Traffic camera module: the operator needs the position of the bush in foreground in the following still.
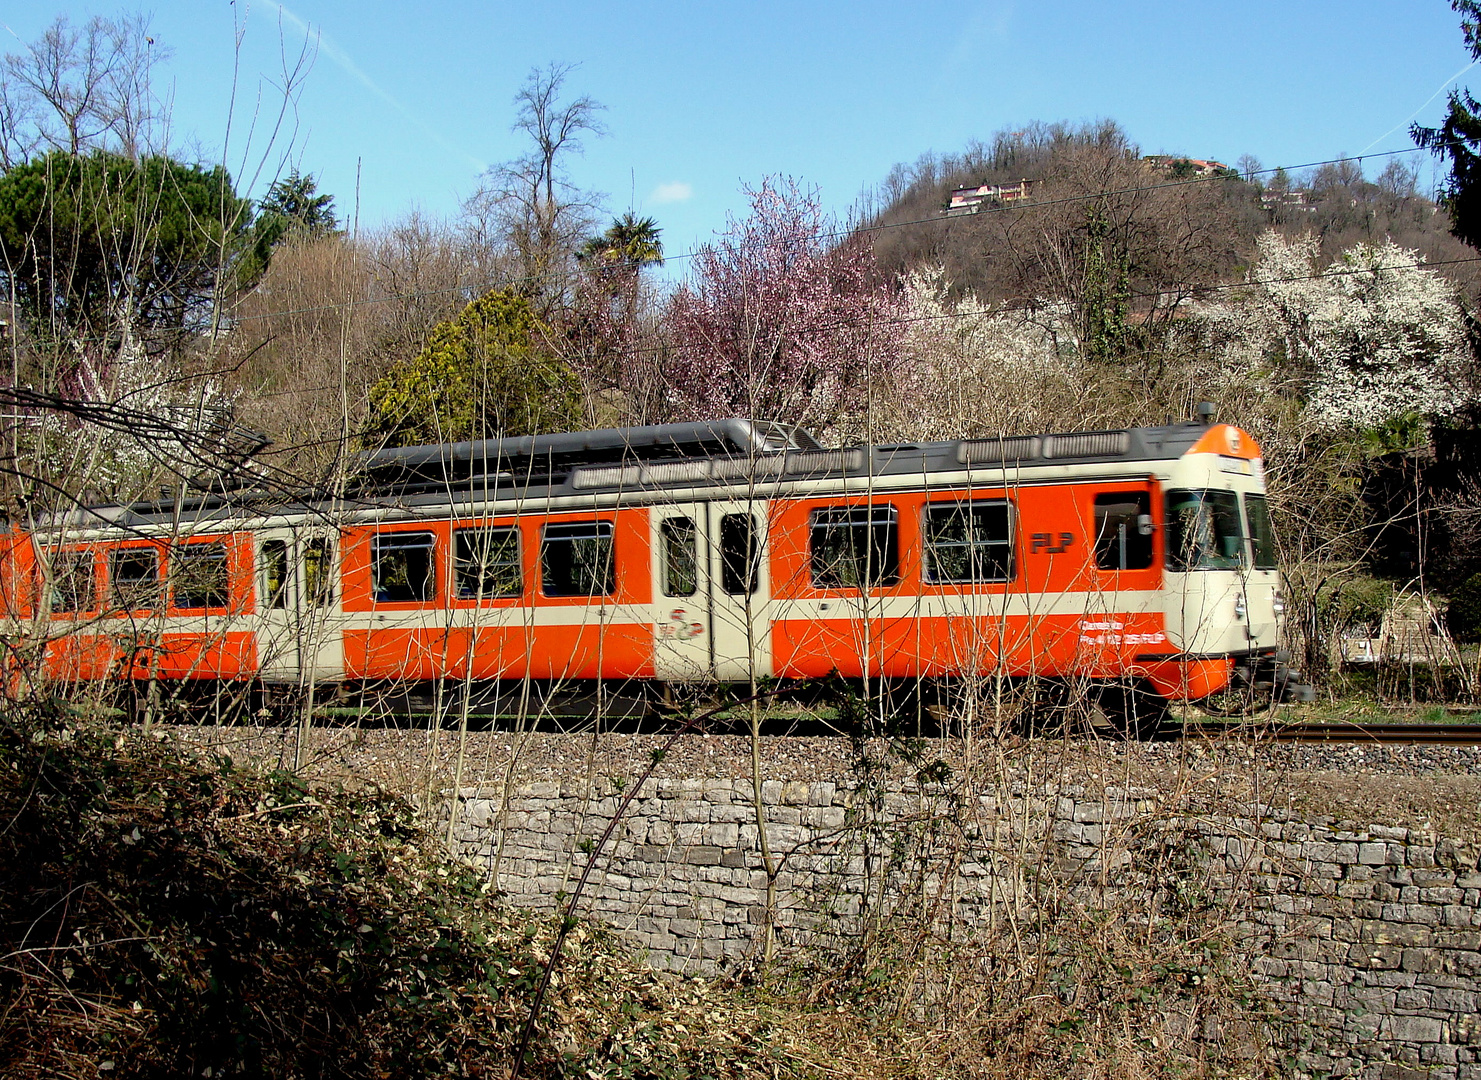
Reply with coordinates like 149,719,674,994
0,706,786,1078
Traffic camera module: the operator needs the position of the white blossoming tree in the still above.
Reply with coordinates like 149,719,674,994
1201,231,1468,433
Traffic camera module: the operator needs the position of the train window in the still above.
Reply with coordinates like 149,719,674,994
811,506,899,589
172,542,230,610
49,550,95,613
1165,490,1245,571
541,521,614,597
261,540,289,609
719,514,760,595
304,538,335,607
454,527,521,599
1243,495,1278,570
1093,493,1154,571
661,518,698,597
372,532,436,603
110,547,159,611
924,502,1013,583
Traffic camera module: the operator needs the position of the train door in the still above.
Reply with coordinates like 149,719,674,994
256,531,298,681
707,498,771,682
295,529,344,682
649,499,771,683
255,529,344,685
651,504,710,680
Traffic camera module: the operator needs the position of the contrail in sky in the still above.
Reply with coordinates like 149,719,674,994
1360,59,1480,156
259,2,488,174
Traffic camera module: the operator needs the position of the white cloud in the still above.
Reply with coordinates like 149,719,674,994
650,182,693,205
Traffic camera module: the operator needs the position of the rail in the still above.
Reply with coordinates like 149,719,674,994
1181,721,1481,745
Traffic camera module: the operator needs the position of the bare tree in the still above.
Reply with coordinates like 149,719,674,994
0,13,171,166
463,64,605,309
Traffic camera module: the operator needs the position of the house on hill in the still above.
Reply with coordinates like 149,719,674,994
1143,155,1231,177
945,180,1034,216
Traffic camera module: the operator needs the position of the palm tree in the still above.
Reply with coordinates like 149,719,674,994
578,212,663,276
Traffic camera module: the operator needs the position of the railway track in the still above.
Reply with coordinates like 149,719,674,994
1181,721,1481,745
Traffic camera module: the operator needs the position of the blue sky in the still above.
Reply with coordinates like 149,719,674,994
7,1,1475,273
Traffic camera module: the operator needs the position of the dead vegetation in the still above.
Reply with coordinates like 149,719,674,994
2,697,1326,1079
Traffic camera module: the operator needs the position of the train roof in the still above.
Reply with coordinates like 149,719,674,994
42,416,1249,533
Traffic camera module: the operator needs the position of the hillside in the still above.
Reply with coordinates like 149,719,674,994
861,121,1481,303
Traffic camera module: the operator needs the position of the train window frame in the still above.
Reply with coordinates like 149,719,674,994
260,539,290,610
1092,492,1154,572
719,513,760,596
810,505,900,590
372,531,437,605
1165,489,1245,571
109,546,160,612
171,541,231,612
47,548,97,614
1243,494,1278,570
541,521,615,598
453,526,522,601
923,500,1014,584
660,517,698,598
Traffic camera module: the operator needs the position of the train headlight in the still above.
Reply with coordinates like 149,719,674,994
1273,590,1285,617
1234,593,1247,620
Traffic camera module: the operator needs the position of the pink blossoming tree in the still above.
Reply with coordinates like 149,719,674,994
665,177,905,440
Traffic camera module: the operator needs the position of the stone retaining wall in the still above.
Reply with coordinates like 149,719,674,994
451,776,1481,1079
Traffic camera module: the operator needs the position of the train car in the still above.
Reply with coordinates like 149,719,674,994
0,413,1309,732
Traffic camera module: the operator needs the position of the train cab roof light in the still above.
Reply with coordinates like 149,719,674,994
1196,401,1217,426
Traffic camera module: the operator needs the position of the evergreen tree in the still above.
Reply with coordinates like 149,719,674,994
0,150,248,345
1413,0,1481,249
239,170,337,284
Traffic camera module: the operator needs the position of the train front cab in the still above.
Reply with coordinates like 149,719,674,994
1153,424,1307,709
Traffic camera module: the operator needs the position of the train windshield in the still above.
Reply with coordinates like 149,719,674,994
1165,490,1245,570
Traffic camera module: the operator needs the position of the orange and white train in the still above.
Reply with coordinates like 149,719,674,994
0,415,1309,731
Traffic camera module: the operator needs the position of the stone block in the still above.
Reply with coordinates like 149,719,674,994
709,803,754,824
780,781,811,805
1443,906,1479,929
804,806,847,830
1358,945,1404,970
1433,988,1478,1013
1359,843,1390,866
1362,921,1433,948
1384,1015,1443,1043
705,823,740,847
703,779,737,801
